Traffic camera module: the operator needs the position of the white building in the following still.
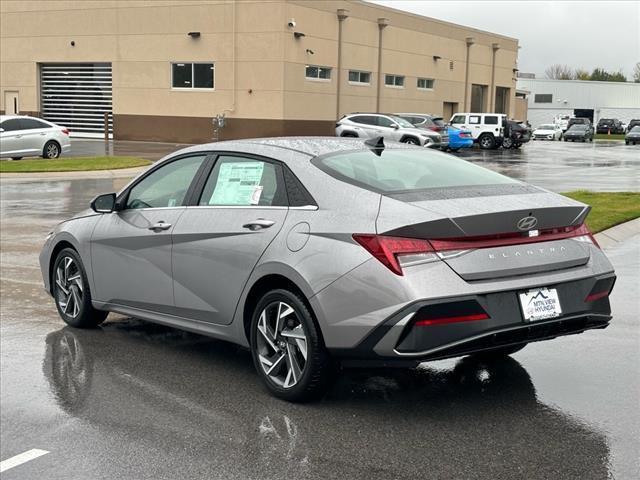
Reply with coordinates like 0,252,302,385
516,77,640,127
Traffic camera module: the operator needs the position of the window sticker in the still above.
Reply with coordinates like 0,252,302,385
209,161,264,205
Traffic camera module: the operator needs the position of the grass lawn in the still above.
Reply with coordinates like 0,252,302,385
563,191,640,233
0,156,151,173
593,133,625,141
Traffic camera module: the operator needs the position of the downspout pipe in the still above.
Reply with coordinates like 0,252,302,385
463,36,474,111
489,43,500,112
376,18,389,113
335,9,349,119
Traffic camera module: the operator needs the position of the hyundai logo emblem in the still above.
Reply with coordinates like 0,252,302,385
517,216,538,231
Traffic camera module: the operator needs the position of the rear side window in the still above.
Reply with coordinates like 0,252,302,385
0,119,23,132
313,149,516,194
20,118,51,129
484,116,499,125
199,156,287,207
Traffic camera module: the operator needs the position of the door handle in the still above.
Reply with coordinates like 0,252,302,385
242,219,275,231
148,221,172,232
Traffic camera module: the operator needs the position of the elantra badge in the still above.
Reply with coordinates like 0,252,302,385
517,216,538,231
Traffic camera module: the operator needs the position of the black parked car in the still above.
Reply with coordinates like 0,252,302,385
567,117,592,130
626,119,640,133
502,119,531,149
596,118,623,134
564,124,594,142
625,126,640,145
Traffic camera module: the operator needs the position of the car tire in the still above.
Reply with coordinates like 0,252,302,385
11,157,23,160
564,138,567,142
478,134,495,150
250,288,333,402
401,137,420,145
52,248,108,328
625,141,629,145
449,148,460,152
470,343,527,359
502,137,513,149
43,140,61,159
340,132,358,138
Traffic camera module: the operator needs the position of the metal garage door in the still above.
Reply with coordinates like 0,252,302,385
40,63,112,137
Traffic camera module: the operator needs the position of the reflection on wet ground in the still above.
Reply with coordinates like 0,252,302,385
1,153,639,479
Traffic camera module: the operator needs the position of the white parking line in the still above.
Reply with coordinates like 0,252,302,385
0,449,49,473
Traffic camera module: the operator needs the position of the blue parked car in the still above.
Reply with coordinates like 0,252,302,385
447,126,473,151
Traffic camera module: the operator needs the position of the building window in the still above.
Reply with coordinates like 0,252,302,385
534,94,553,103
172,62,214,89
348,70,371,85
305,65,332,81
385,74,405,87
417,78,435,90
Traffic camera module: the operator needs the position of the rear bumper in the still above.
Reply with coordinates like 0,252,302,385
330,272,615,363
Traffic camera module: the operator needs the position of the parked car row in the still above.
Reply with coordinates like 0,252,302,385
0,114,71,159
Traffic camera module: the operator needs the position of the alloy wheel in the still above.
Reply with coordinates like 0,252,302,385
55,256,83,318
46,142,60,159
256,301,308,389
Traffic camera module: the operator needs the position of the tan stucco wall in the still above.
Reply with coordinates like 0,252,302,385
1,0,519,136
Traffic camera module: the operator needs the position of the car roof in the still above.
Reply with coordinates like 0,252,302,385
172,136,416,160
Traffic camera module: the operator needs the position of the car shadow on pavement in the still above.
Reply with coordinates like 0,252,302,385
41,319,610,480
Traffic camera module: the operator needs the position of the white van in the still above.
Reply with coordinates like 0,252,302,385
449,113,506,149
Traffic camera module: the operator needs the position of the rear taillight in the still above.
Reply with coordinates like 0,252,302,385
353,224,599,276
415,313,489,327
352,234,436,276
584,277,615,303
459,132,471,138
61,128,70,135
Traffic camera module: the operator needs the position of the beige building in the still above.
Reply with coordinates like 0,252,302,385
0,0,520,143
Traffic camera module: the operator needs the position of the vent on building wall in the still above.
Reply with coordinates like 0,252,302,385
449,60,454,71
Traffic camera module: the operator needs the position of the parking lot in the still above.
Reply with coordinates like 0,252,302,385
1,138,639,479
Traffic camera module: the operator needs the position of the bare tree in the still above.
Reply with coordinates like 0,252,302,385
545,64,574,80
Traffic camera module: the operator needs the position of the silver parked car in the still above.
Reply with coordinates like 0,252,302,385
0,115,71,159
40,137,616,401
336,113,442,148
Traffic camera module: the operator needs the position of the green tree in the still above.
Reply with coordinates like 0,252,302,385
633,62,640,83
574,68,590,80
590,68,627,82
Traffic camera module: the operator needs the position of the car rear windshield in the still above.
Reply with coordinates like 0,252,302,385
313,149,517,194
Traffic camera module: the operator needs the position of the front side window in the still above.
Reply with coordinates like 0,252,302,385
417,78,435,89
350,115,377,125
126,155,206,209
348,70,371,84
314,149,516,194
451,115,466,124
0,119,23,132
199,156,287,207
305,65,332,80
384,74,405,87
172,62,215,89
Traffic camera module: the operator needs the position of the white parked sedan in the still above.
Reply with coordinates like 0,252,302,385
0,115,71,159
532,124,563,141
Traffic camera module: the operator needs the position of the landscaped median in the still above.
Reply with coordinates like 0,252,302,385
0,156,151,173
563,191,640,232
593,133,626,141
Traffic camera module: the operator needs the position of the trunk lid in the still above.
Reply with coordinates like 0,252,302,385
376,188,592,280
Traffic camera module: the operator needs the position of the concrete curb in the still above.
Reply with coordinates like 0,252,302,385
0,166,147,182
594,217,640,249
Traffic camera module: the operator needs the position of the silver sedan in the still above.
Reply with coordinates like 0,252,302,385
39,137,616,401
0,115,71,159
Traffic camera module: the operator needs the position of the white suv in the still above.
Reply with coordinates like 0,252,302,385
0,115,71,159
449,113,506,149
335,113,442,148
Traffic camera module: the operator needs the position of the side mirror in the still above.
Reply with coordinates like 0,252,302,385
392,124,399,129
90,193,116,213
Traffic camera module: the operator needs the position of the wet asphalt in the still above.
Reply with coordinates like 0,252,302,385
66,138,640,192
1,142,639,479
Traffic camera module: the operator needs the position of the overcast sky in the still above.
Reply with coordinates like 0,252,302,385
368,1,640,78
